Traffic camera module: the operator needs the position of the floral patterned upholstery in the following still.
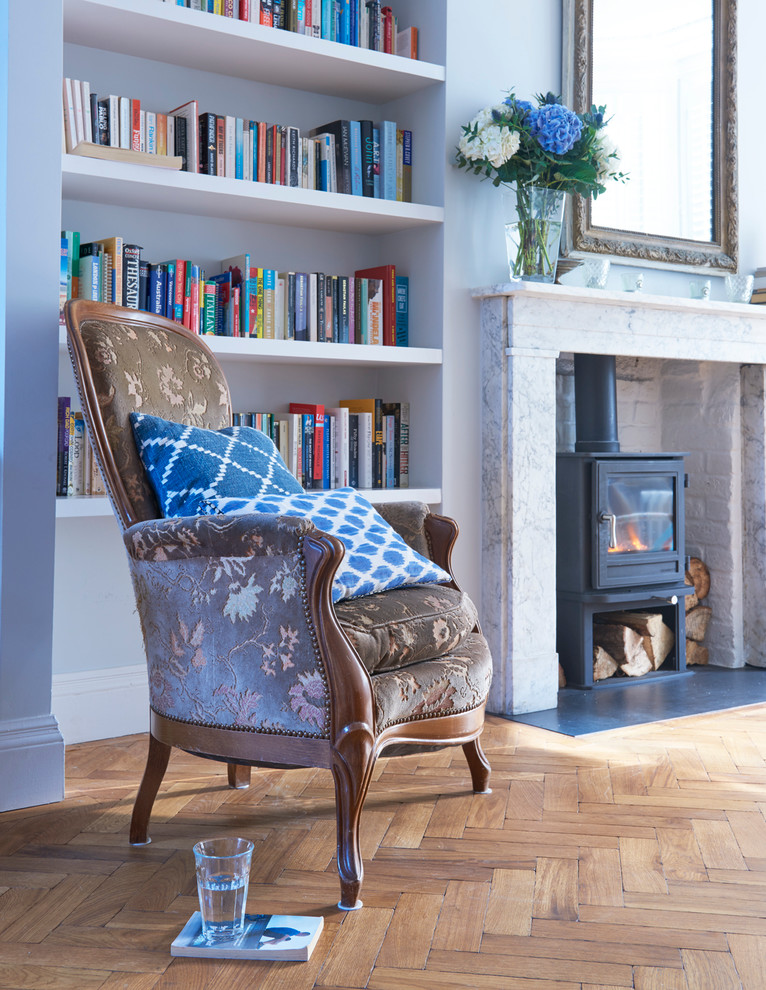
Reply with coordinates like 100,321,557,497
124,513,330,738
372,634,492,731
76,318,231,522
334,584,479,673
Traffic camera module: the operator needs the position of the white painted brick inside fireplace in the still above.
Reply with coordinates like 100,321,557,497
556,355,744,668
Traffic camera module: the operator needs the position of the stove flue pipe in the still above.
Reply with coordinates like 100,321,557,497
574,353,620,453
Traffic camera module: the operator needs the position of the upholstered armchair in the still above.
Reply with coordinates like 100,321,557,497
65,299,492,910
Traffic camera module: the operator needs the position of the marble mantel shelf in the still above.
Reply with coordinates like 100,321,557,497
477,283,766,718
473,282,766,364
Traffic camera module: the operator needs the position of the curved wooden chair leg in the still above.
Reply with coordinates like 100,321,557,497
129,733,172,845
463,736,491,794
331,736,376,911
227,764,251,789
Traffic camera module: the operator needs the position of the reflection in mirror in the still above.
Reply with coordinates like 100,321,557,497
562,0,737,271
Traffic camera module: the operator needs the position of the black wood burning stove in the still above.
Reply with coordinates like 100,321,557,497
556,355,691,688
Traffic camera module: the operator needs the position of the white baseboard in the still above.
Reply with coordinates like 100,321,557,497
53,663,149,744
0,714,65,811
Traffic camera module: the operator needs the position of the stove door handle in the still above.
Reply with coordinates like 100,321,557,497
598,510,617,549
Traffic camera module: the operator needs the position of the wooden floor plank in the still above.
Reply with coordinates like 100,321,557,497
431,879,488,952
375,892,442,969
533,858,578,921
484,869,535,936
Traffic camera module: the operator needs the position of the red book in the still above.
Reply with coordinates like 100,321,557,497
257,122,267,182
289,403,324,487
239,0,250,19
131,98,141,151
233,286,240,337
382,6,394,54
354,264,396,346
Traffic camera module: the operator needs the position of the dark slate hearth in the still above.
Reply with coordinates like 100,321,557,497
499,665,766,737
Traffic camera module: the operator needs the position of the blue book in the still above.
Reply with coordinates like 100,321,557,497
321,0,332,38
235,118,244,180
372,126,380,198
340,0,350,44
323,414,331,489
377,120,397,201
210,271,233,336
250,121,258,182
349,0,357,45
349,120,363,196
164,261,176,320
294,273,309,341
334,0,341,42
395,275,408,347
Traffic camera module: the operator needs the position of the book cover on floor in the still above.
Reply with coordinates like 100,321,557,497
171,911,324,961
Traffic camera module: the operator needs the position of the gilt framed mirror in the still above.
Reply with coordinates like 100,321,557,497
562,0,737,271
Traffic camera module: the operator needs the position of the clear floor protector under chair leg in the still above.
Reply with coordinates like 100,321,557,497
337,900,363,911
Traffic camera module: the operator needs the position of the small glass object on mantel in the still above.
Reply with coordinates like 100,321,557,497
725,273,754,304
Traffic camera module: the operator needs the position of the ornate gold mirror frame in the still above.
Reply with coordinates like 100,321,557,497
562,0,738,271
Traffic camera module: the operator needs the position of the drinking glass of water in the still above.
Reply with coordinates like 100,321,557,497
194,836,254,943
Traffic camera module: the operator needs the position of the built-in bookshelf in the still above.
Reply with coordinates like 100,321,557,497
59,0,446,526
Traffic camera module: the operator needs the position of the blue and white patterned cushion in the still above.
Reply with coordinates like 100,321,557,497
130,413,303,518
204,488,451,602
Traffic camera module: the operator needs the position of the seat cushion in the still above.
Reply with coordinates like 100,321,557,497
372,632,492,731
334,584,479,673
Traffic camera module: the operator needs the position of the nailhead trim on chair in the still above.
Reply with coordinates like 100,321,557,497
151,706,328,739
376,699,486,732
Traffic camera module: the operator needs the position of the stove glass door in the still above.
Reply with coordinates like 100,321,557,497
606,474,675,554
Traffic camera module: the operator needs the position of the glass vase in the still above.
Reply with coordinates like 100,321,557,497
503,186,567,283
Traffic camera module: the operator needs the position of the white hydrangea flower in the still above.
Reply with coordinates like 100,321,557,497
479,124,520,168
594,133,620,181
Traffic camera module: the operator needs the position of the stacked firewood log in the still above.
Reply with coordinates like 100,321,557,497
684,557,711,666
593,609,676,681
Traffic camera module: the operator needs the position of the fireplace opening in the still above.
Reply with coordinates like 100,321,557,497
556,354,692,689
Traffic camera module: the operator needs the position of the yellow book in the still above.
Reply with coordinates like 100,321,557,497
256,268,265,338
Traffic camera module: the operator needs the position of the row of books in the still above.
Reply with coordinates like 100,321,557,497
237,399,410,489
56,399,106,497
64,80,413,202
60,233,408,346
161,0,420,58
56,395,411,495
750,266,766,304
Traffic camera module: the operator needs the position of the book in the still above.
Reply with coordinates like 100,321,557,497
359,119,374,197
310,119,351,195
122,244,142,309
399,400,409,487
377,119,397,200
289,402,324,487
199,111,217,174
394,274,408,346
328,406,350,488
57,396,71,496
354,264,396,345
349,119,363,196
339,399,380,488
396,24,418,59
381,401,400,488
171,912,323,961
401,129,412,202
168,100,200,173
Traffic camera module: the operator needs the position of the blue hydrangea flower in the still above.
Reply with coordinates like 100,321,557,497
527,103,583,155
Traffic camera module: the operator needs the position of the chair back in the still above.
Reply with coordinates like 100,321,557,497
65,300,233,531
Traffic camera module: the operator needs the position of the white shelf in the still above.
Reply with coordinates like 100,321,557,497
59,327,440,366
63,0,444,103
62,155,444,234
56,496,114,518
56,488,442,519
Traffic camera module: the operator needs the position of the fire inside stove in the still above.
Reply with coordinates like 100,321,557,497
605,475,675,554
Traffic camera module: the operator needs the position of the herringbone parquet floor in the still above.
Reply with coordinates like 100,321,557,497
3,707,766,989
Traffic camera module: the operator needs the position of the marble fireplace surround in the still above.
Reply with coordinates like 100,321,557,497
476,282,766,716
